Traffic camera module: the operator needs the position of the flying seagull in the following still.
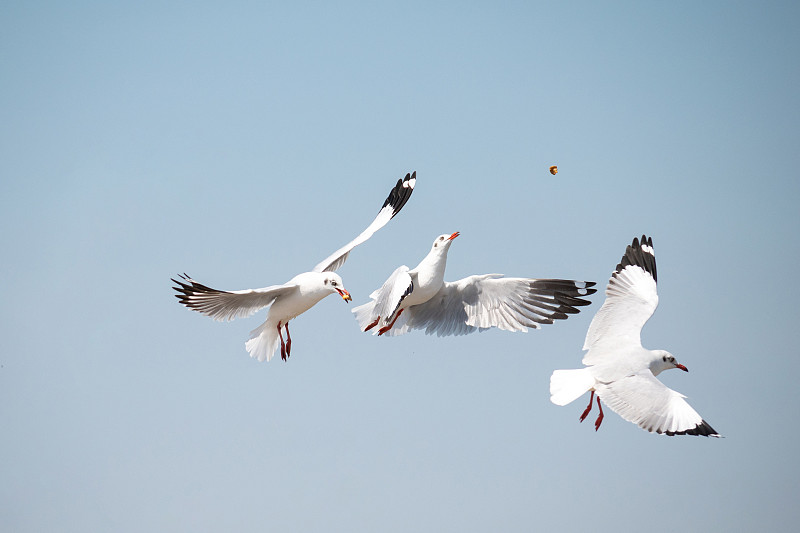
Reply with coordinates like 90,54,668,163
352,232,596,337
549,235,721,437
172,171,416,362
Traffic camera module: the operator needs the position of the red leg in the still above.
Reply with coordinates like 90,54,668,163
364,316,381,332
378,309,404,336
594,396,604,431
285,322,292,358
277,322,287,361
579,390,594,423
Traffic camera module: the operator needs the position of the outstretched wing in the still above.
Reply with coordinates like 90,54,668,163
171,274,298,321
313,171,416,273
396,275,596,337
596,371,721,437
582,235,658,363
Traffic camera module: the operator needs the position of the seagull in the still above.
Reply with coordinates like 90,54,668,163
172,171,416,363
352,232,597,337
549,235,721,437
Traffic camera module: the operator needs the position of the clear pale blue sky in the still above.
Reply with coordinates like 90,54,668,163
2,1,799,531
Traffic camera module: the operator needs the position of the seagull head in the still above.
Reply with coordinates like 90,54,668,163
650,350,688,375
431,232,459,252
324,273,351,302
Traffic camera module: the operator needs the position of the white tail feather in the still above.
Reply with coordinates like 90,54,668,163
352,301,377,332
245,320,280,362
550,368,595,406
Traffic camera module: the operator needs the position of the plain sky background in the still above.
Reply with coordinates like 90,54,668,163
2,1,799,532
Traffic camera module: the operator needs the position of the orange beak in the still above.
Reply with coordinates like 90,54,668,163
676,363,688,372
337,288,352,302
449,231,460,240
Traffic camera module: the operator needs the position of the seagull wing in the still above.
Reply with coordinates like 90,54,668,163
171,274,298,322
583,235,658,363
401,275,596,337
596,371,721,437
312,171,416,273
352,266,414,332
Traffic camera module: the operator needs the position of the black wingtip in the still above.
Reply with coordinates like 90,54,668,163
664,419,722,437
525,279,598,319
614,234,657,282
171,273,229,311
381,171,416,218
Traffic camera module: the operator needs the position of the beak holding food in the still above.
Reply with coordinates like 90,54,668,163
337,288,352,302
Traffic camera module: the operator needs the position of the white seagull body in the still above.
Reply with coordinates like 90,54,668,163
549,235,721,437
173,172,416,362
352,232,596,337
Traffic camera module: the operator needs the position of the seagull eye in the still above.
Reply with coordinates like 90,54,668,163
331,280,337,286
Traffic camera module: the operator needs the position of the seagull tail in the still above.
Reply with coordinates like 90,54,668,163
245,319,281,363
550,368,595,406
352,301,377,332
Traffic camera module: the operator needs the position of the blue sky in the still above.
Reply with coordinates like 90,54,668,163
2,1,799,531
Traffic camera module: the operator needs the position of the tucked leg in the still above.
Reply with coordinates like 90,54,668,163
277,322,287,361
364,316,381,332
378,309,404,336
285,322,292,357
579,390,595,423
594,396,604,431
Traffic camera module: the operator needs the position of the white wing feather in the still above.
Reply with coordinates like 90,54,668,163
313,172,415,273
172,275,298,322
582,235,659,364
401,275,594,337
352,266,413,332
582,264,658,359
596,372,720,436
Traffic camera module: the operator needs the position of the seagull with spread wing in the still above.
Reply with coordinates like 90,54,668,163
172,171,416,362
549,235,721,437
352,232,596,337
